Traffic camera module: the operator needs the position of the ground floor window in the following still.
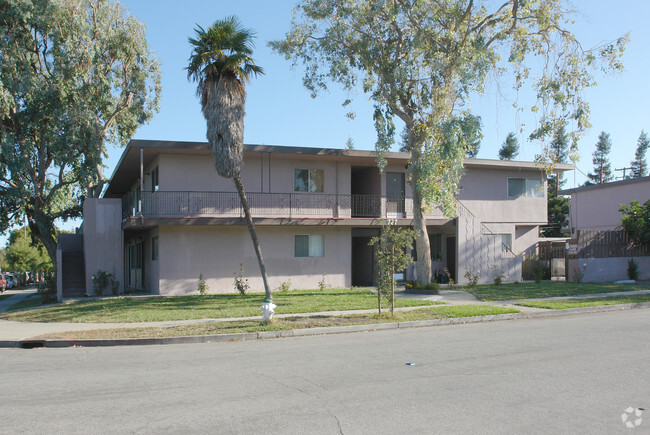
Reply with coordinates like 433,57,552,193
295,234,324,257
500,234,513,252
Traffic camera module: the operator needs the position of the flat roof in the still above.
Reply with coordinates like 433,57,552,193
559,175,650,195
104,139,575,197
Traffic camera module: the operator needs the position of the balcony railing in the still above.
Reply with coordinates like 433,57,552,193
122,191,444,221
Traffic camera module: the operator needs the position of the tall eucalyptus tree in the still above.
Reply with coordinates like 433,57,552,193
271,0,627,284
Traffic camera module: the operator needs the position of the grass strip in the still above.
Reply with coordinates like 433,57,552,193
32,305,519,340
0,288,438,323
516,293,650,309
463,282,648,301
5,294,43,312
0,294,13,301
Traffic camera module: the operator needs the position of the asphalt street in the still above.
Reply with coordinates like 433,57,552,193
2,309,648,434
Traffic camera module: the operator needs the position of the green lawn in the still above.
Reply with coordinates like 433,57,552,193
0,288,439,323
517,294,650,309
33,305,519,340
462,281,648,301
4,294,43,311
0,294,12,301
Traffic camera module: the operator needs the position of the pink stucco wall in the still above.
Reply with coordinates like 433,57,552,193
111,143,558,290
458,167,547,224
155,152,349,195
82,198,124,294
568,179,650,235
156,225,351,295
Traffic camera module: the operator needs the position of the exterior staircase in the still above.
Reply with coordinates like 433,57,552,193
58,234,86,298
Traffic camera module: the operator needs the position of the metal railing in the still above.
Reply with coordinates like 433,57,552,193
122,191,444,221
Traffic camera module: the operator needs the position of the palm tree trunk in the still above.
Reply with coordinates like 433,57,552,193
233,176,272,300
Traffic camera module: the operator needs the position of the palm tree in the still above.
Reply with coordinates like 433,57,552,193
187,16,271,302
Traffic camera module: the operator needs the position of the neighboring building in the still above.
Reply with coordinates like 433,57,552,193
69,140,572,296
560,176,650,282
561,176,650,237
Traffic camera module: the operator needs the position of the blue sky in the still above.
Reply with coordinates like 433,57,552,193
3,1,650,246
109,0,649,186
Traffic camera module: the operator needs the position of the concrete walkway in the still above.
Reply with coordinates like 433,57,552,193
0,287,648,343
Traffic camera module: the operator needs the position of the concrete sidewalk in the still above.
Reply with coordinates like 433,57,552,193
0,288,648,346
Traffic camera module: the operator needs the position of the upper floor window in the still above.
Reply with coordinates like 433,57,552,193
294,169,323,192
507,178,543,198
151,166,159,192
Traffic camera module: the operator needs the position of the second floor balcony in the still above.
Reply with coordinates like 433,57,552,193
122,191,445,222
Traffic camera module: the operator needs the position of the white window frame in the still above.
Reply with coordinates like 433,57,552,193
294,234,324,257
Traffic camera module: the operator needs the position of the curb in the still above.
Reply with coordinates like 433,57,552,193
5,301,650,349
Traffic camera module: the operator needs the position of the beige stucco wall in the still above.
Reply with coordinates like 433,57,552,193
568,179,650,236
157,225,351,295
82,198,124,294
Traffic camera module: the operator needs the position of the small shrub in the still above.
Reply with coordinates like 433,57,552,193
37,273,57,304
318,273,327,291
405,280,439,291
573,263,587,283
490,265,506,286
91,269,119,296
278,279,292,292
627,259,639,281
522,254,550,283
464,269,479,287
233,264,249,295
198,273,209,295
425,281,440,291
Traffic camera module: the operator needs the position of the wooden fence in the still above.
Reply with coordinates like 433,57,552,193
576,230,650,258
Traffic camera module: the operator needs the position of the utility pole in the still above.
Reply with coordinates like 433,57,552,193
614,166,633,180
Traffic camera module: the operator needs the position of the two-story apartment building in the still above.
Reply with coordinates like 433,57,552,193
77,139,572,296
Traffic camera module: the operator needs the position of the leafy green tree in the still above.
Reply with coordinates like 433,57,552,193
543,126,570,237
619,199,650,246
498,132,519,160
186,16,272,302
271,0,626,284
369,222,415,315
463,115,482,158
630,130,649,178
587,131,614,184
0,0,161,268
0,248,7,271
5,227,51,274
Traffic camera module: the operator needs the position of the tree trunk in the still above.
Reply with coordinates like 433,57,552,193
390,244,395,316
408,147,432,285
27,214,58,274
234,176,272,300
